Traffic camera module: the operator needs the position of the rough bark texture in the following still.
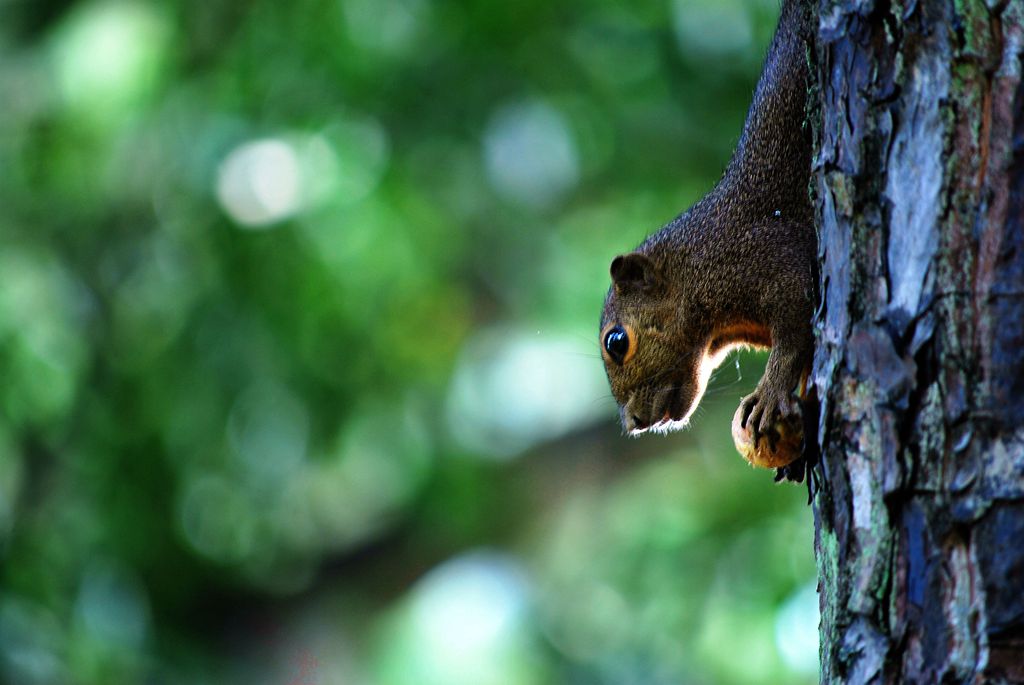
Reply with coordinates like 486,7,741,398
811,0,1024,682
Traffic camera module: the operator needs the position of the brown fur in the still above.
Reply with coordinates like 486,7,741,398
600,0,816,441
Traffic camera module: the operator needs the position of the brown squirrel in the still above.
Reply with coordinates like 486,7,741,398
600,0,816,453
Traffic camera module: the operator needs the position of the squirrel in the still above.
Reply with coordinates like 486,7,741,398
599,0,816,458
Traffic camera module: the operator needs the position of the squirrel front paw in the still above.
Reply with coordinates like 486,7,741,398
739,384,796,451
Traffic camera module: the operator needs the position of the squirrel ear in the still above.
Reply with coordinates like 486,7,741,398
610,253,661,292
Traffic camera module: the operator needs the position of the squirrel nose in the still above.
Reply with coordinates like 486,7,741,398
622,396,655,433
624,412,651,432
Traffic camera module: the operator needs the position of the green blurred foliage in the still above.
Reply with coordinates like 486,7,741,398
0,0,816,683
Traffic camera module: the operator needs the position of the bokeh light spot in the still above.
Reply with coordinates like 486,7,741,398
216,139,302,228
672,0,753,58
227,380,310,486
217,122,388,227
774,581,820,676
446,329,612,458
325,117,391,205
341,0,430,57
74,560,150,649
178,475,258,563
308,404,432,550
51,1,170,115
411,552,529,660
484,101,580,210
0,251,88,426
376,551,540,685
0,598,64,684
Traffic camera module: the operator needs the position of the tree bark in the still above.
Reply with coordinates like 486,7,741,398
811,0,1024,682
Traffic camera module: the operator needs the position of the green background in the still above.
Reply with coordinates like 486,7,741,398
0,0,817,683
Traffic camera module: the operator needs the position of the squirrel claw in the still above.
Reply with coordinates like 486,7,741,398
732,388,805,471
740,396,756,429
740,388,794,451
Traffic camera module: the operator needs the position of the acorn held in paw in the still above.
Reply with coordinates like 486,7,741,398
731,403,803,469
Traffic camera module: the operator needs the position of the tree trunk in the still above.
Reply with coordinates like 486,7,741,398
811,0,1024,682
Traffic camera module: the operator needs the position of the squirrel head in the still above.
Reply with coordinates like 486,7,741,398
600,252,709,435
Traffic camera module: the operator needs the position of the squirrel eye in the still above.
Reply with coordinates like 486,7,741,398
603,325,632,365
